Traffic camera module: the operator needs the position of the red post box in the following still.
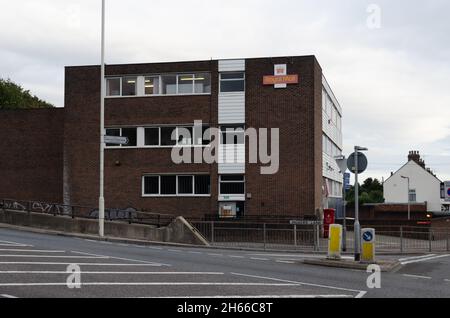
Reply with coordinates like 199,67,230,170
323,208,336,238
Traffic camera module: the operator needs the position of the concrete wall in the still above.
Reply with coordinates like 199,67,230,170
0,209,209,246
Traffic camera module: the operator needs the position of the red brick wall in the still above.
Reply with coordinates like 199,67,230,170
0,109,64,203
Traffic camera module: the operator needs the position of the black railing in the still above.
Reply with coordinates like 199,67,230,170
0,198,175,228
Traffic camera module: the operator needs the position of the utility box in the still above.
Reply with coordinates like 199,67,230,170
327,224,343,260
361,228,376,263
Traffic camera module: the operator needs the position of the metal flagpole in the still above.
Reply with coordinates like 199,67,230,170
99,0,106,237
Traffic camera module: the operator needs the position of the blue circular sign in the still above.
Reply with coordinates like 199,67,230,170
363,231,373,242
447,188,450,196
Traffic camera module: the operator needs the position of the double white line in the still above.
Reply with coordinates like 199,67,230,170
400,254,450,265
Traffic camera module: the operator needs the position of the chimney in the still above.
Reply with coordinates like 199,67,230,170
408,150,425,168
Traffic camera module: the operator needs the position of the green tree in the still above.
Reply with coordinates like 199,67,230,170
345,177,385,205
0,78,54,109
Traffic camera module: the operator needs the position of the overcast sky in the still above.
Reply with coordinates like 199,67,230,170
1,0,449,182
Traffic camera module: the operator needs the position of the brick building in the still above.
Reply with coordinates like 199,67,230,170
0,55,343,220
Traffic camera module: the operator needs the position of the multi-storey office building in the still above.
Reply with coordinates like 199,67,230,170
0,55,343,220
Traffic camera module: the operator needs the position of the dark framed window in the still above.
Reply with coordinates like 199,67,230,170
220,72,245,93
160,176,177,195
121,128,137,147
195,175,211,195
145,128,160,146
105,128,120,147
106,78,121,96
160,127,177,146
143,176,159,195
178,176,193,195
122,77,137,96
219,174,245,195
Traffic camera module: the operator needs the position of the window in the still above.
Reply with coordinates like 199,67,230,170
161,75,177,94
194,73,211,94
178,176,193,194
220,125,245,145
195,175,210,195
160,127,177,146
121,128,137,147
219,175,245,195
105,128,137,147
409,189,417,202
177,74,194,94
177,127,193,146
106,78,121,96
160,176,177,195
144,76,160,95
105,128,120,147
220,72,245,93
122,77,137,96
143,176,159,195
145,128,160,146
142,175,210,196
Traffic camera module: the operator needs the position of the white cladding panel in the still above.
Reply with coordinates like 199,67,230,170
218,144,245,174
323,152,342,183
218,92,245,124
219,59,245,72
384,161,442,212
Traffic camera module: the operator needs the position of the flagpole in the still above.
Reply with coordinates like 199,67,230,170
99,0,106,237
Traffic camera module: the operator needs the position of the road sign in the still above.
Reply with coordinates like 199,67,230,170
362,231,373,242
104,135,129,145
445,181,450,202
361,228,376,263
289,220,322,226
347,152,368,174
344,173,351,190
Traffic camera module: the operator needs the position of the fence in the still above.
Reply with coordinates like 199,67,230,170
190,221,450,253
0,198,175,228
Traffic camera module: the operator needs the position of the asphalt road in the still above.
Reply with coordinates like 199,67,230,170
0,228,449,298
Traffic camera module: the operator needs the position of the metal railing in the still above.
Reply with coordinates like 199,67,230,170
0,198,175,228
190,221,450,253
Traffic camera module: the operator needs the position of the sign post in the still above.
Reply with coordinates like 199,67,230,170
347,147,368,262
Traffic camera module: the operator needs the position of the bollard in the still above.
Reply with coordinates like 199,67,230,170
361,228,376,263
327,224,342,260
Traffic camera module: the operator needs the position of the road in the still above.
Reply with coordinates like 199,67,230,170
0,228,449,298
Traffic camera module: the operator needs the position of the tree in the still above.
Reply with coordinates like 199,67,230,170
0,78,54,109
345,177,385,205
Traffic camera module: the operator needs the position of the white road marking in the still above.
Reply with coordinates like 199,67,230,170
0,255,108,259
0,294,18,298
188,251,202,255
276,260,295,264
399,254,435,262
207,253,223,257
402,274,432,280
70,250,171,266
0,240,31,247
0,282,303,287
231,272,365,296
445,279,450,283
250,257,270,261
400,254,450,265
147,247,163,250
0,249,65,253
228,255,245,259
250,254,354,260
168,249,183,253
0,262,164,266
0,271,224,275
147,295,354,299
355,291,367,298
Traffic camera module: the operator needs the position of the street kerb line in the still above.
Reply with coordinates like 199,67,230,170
0,249,66,253
0,255,108,259
144,295,355,299
70,250,171,266
230,272,366,297
0,262,164,266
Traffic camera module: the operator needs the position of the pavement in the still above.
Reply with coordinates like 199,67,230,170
0,227,449,298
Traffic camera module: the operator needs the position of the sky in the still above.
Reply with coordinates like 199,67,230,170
0,0,449,182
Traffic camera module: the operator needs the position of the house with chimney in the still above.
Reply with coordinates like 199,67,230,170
384,151,443,213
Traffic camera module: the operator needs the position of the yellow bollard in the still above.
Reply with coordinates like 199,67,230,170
327,224,342,260
361,228,376,263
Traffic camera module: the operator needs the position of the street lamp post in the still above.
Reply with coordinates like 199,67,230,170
98,0,106,237
401,176,411,221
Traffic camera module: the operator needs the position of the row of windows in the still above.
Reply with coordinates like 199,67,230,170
105,125,246,148
105,72,246,97
142,174,245,197
322,134,342,157
325,178,343,198
322,89,342,131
